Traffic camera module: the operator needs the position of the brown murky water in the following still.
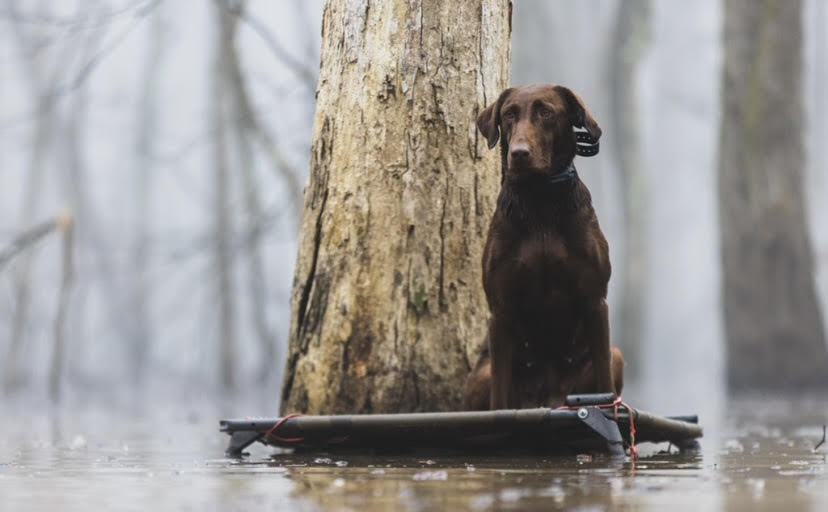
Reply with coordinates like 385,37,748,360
1,395,826,511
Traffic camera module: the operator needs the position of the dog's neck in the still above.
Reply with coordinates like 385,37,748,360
502,158,579,192
497,159,592,226
544,161,576,185
498,138,577,186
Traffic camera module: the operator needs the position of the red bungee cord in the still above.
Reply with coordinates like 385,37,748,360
264,413,305,443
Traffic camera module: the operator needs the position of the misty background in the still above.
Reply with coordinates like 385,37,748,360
1,0,826,414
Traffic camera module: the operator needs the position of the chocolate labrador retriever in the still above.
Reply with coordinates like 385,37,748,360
464,84,624,410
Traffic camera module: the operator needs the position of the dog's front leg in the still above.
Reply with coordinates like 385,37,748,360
583,299,613,393
488,317,513,410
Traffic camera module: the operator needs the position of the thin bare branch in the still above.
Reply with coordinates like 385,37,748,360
222,10,303,222
56,1,161,95
215,0,317,92
0,217,63,271
0,0,160,29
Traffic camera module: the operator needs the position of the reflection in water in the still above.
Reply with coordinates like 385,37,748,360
1,396,826,510
278,453,706,511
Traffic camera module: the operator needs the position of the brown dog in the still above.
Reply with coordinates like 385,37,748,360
464,85,624,410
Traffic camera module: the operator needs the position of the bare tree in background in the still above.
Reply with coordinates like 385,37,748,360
719,0,828,390
222,0,282,383
281,0,512,415
49,214,74,402
811,0,828,276
49,60,88,400
211,2,240,391
219,1,307,215
233,89,281,381
608,0,651,370
209,0,310,390
4,3,64,391
128,6,164,385
1,1,315,394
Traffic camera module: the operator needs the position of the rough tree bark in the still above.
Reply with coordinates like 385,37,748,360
281,0,512,414
719,0,828,390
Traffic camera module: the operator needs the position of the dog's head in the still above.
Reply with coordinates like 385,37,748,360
477,85,601,179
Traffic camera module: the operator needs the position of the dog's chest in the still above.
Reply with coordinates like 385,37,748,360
490,225,602,301
515,231,569,270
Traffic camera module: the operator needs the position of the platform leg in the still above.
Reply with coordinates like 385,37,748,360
226,431,262,457
675,438,701,453
576,407,625,457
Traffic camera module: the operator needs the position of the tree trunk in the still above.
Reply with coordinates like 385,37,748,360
49,215,74,402
212,3,239,391
222,0,304,223
50,52,88,399
4,5,61,391
719,0,828,390
222,2,281,383
129,6,163,386
608,0,651,373
281,0,511,414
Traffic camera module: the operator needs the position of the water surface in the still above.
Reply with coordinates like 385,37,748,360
1,395,826,511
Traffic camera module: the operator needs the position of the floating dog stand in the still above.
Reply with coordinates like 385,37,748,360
220,393,702,457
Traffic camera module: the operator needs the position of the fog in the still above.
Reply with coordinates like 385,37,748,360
1,0,322,398
1,0,826,413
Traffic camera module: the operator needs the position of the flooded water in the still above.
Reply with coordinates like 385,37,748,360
1,394,827,511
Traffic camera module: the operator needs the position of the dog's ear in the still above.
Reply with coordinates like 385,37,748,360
477,88,513,150
555,86,602,140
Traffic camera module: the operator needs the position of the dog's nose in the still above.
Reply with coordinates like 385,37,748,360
510,144,530,162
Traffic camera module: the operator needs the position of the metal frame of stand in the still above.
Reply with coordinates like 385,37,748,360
219,393,702,457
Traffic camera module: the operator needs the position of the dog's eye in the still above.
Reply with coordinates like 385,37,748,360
539,107,553,119
502,111,515,121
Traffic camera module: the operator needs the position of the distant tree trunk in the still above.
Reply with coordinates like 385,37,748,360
811,0,828,273
222,1,281,383
212,3,239,391
220,0,305,221
236,135,279,384
281,0,511,415
49,214,74,402
719,0,828,390
608,0,650,373
129,7,164,386
50,57,89,399
4,6,61,391
5,99,50,391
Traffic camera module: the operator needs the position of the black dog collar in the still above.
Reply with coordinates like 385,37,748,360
575,131,600,157
546,161,576,184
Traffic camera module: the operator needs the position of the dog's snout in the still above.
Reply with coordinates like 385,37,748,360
510,143,530,162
